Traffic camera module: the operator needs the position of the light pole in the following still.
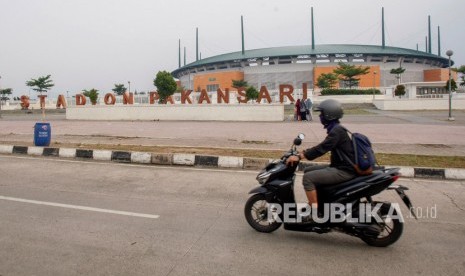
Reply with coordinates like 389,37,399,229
446,50,454,121
373,71,377,100
128,81,131,93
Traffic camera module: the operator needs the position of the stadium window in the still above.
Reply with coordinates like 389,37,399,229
207,84,219,92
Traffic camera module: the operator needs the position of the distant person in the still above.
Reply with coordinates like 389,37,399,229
295,99,301,121
304,98,313,121
299,98,307,121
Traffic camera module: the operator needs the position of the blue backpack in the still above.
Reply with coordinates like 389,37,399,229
338,127,377,175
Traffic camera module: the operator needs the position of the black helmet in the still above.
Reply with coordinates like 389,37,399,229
314,99,343,121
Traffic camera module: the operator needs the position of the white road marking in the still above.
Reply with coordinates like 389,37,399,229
0,195,159,219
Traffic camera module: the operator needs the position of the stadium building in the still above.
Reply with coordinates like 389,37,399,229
172,8,456,100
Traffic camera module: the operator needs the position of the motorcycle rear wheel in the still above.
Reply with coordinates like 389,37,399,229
244,194,282,233
361,202,403,247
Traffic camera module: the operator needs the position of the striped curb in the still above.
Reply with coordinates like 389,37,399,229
59,148,76,158
218,156,244,168
111,151,131,163
0,145,14,154
13,146,28,155
151,153,173,165
0,144,464,180
173,154,195,166
131,152,152,164
92,150,112,161
195,155,219,167
43,147,59,157
27,146,44,156
76,149,93,159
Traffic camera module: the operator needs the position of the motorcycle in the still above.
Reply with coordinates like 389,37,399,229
244,134,417,247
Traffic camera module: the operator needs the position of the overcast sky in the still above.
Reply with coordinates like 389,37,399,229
0,0,463,98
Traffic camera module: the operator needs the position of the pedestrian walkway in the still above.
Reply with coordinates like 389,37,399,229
1,110,465,156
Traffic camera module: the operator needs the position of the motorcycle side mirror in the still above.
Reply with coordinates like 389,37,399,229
294,133,304,146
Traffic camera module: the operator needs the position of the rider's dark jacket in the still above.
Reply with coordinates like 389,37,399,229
302,124,356,173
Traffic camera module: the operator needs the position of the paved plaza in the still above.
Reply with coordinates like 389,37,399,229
1,109,465,156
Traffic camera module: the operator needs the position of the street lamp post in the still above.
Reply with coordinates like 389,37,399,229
446,50,454,121
373,71,377,100
128,81,131,94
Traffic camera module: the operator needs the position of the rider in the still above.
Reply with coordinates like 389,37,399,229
286,99,357,211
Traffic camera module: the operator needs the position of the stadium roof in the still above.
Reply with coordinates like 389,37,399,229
172,44,451,77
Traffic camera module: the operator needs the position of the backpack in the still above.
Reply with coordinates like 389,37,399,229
337,127,377,175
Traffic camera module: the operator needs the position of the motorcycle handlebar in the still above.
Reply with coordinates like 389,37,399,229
283,151,301,167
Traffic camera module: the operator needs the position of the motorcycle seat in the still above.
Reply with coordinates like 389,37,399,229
317,170,384,193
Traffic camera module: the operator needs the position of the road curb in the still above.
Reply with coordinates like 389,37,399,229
0,144,464,180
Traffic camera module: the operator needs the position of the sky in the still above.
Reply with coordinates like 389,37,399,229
0,0,464,98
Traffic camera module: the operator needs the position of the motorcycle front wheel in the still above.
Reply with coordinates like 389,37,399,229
244,194,282,233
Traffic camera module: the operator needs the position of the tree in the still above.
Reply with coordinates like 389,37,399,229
0,88,12,118
0,88,12,102
232,79,248,88
176,85,185,93
444,79,457,92
26,75,54,94
112,84,127,95
333,62,370,89
455,65,465,87
316,73,338,89
394,85,406,98
82,89,99,105
390,67,406,85
26,75,54,120
245,86,259,102
154,71,177,104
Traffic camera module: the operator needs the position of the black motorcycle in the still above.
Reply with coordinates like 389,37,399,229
244,134,416,247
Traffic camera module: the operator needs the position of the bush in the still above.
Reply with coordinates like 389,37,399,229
245,86,259,102
394,85,406,98
320,89,381,96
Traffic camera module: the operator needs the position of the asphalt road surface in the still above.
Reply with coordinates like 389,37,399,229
1,155,464,275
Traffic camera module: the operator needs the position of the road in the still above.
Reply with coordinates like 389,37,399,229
1,155,465,275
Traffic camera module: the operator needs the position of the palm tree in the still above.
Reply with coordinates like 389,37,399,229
26,75,55,120
317,73,338,89
0,88,13,118
232,79,248,89
390,67,406,85
112,84,127,95
0,88,12,102
26,75,54,94
333,62,370,89
82,89,100,105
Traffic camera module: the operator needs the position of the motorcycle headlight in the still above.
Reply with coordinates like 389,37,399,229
256,171,271,185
